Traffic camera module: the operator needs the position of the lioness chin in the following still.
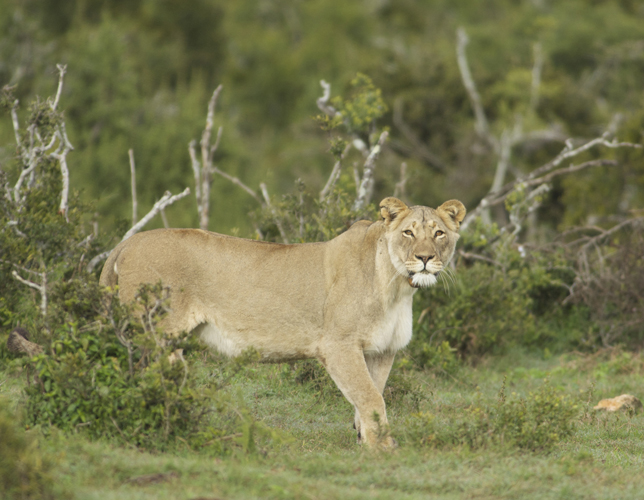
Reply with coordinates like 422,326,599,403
100,196,465,448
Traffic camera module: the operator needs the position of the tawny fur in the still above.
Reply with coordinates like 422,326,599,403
100,197,465,447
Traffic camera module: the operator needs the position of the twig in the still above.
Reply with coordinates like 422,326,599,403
393,162,408,199
198,85,223,230
353,131,388,211
12,269,47,317
458,250,504,268
51,123,74,221
87,188,191,272
129,149,137,225
189,139,202,214
456,28,496,150
50,64,67,111
316,80,337,117
121,188,190,241
530,43,543,110
320,142,352,201
260,183,289,244
212,166,262,204
461,137,641,231
10,99,22,152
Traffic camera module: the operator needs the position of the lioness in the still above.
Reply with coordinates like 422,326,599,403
100,197,465,447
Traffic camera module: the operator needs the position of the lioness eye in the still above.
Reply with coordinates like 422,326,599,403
403,230,414,237
435,230,444,237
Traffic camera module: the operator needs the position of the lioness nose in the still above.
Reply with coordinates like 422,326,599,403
416,255,434,264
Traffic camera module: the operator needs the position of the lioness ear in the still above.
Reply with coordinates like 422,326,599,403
437,200,466,231
380,197,410,225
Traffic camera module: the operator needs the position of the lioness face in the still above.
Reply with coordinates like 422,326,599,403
380,197,466,288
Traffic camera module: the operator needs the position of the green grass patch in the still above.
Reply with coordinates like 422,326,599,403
3,348,644,499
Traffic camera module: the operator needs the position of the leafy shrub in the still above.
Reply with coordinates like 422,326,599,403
413,262,537,357
0,400,56,500
25,281,274,454
401,379,579,452
569,227,644,347
252,180,374,244
402,341,460,375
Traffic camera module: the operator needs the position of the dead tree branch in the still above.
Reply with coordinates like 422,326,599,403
12,266,47,317
50,64,67,111
353,131,388,212
393,162,408,200
461,136,641,231
87,188,191,272
129,149,137,225
456,27,496,150
316,80,338,117
320,142,352,202
260,183,289,244
190,85,223,230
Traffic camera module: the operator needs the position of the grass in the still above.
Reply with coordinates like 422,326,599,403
2,347,644,499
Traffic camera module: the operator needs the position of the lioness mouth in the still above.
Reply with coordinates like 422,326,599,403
408,271,429,288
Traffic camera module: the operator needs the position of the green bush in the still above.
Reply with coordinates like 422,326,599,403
0,400,56,500
25,282,274,454
402,379,579,452
413,262,538,357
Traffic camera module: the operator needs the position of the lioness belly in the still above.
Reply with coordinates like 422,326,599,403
195,320,319,361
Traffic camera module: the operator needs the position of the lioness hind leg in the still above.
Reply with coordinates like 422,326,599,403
319,346,394,448
354,352,396,442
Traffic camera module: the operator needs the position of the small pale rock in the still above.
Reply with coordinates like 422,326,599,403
593,394,642,413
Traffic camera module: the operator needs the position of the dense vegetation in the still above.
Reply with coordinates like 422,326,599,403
1,0,644,498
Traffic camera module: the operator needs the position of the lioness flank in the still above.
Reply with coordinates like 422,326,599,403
99,197,466,447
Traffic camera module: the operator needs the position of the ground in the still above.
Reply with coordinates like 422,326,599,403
2,347,644,500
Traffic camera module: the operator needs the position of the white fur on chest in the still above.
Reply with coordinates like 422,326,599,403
364,295,413,354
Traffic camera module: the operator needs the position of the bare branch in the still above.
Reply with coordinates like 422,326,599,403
260,182,289,244
11,270,42,291
160,208,169,228
320,142,352,202
352,163,360,196
51,123,74,221
51,64,67,111
527,136,641,183
86,251,110,273
316,80,338,117
10,99,21,151
189,140,202,214
88,188,192,273
12,269,47,317
456,28,496,150
129,149,137,225
353,131,388,211
393,162,408,200
530,43,543,110
461,135,642,231
580,217,644,251
212,166,262,204
198,85,223,231
122,188,191,242
458,249,504,268
209,126,223,163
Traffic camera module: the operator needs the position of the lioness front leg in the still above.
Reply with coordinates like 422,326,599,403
320,346,394,448
354,352,396,443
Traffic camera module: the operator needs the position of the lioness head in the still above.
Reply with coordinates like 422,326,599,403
380,197,466,288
